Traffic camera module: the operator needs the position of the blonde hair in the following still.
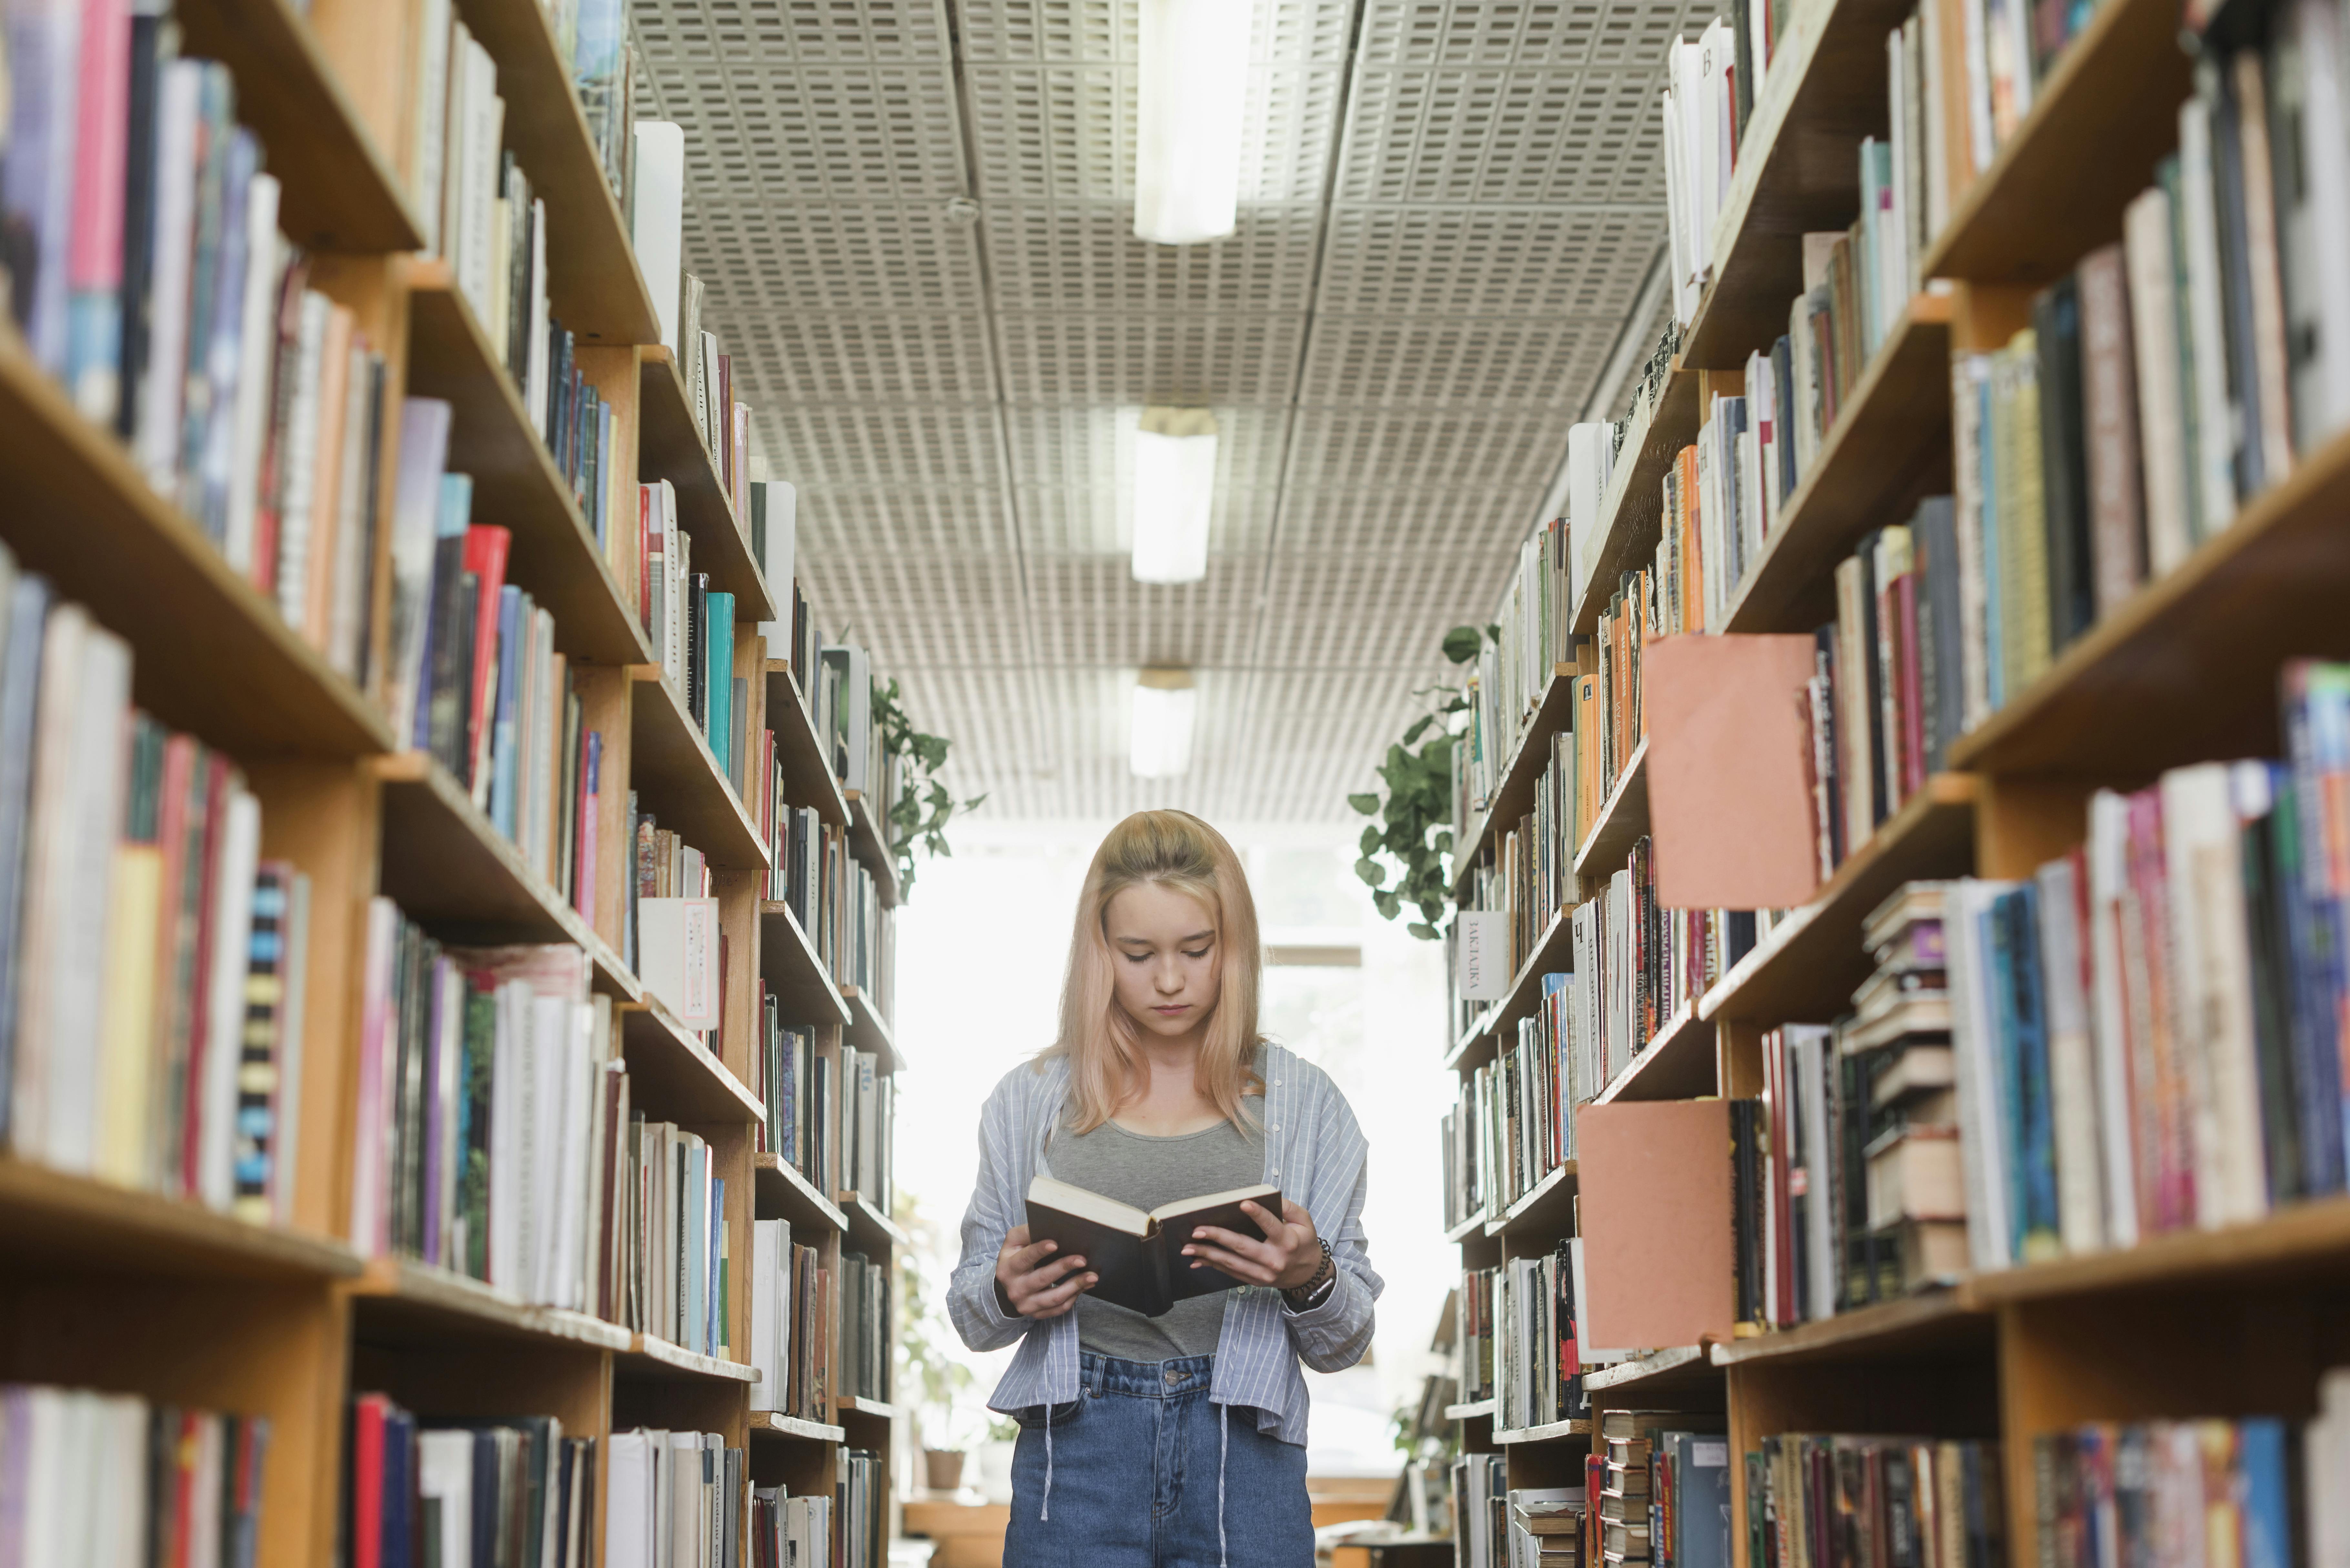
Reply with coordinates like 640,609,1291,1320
1043,811,1264,1135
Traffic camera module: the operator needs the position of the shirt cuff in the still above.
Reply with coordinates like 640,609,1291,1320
985,1275,1024,1330
1281,1267,1340,1318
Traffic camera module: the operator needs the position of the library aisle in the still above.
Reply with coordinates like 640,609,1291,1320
5,0,2350,1563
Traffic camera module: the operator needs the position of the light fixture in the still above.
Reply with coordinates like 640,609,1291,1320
1131,406,1216,584
1133,0,1251,245
1130,667,1198,779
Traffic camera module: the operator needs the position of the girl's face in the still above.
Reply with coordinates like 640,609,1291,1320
1104,882,1222,1044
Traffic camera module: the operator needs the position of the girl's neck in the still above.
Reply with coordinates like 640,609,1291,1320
1114,1030,1224,1135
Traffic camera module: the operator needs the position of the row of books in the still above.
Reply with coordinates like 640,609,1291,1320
1504,1488,1582,1568
1801,501,1965,876
1441,977,1572,1229
640,479,748,784
1591,1410,1730,1568
5,15,396,682
1747,1435,2003,1568
1661,19,1739,327
1455,518,1577,832
347,1395,596,1568
772,804,893,1006
604,1429,745,1568
1459,731,1578,986
350,923,624,1312
0,552,310,1220
839,1249,892,1402
2035,1414,2318,1568
1572,844,1736,1078
748,1218,830,1420
1952,46,2350,737
397,413,608,916
1943,662,2350,1266
749,1486,836,1568
1493,1244,1587,1434
0,1385,265,1568
622,804,707,996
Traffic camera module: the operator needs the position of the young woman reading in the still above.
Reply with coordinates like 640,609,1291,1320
949,811,1381,1567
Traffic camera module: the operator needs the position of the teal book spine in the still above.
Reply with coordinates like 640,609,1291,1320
706,591,735,786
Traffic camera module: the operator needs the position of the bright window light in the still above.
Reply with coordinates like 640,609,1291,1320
1133,0,1251,245
1131,406,1216,584
1130,668,1198,779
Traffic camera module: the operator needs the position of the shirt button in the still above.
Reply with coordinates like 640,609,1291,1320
1271,1123,1280,1132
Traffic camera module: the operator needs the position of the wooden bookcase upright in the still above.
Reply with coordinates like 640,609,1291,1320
1445,0,2350,1553
0,0,899,1558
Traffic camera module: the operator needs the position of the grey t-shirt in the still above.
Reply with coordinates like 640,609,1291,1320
1049,1096,1266,1363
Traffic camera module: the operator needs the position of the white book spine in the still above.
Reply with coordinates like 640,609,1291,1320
224,182,284,573
274,293,330,629
2177,96,2240,540
137,65,204,491
49,622,132,1175
198,785,261,1209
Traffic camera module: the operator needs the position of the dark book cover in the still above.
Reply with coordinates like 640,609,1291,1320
1025,1176,1280,1318
1731,0,1754,149
2209,60,2267,500
2240,786,2305,1202
0,573,53,1139
2033,277,2094,649
1911,497,1963,774
1772,335,1797,505
1853,528,1887,829
117,8,167,440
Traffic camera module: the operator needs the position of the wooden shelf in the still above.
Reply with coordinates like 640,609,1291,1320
836,1395,900,1422
347,1257,633,1351
372,752,640,1001
618,998,767,1122
753,1153,849,1235
1572,360,1701,635
1450,665,1581,900
628,668,770,870
764,663,852,826
447,0,660,343
758,901,852,1028
1719,294,1955,634
0,1157,361,1282
402,261,652,667
1443,1211,1491,1245
0,324,393,761
844,791,902,909
1581,1345,1722,1397
1919,0,2192,284
618,1334,761,1384
842,988,900,1071
1444,1399,1496,1421
1700,773,1977,1025
1591,1002,1716,1105
1677,0,1915,370
1487,1161,1577,1239
752,1412,847,1443
173,0,423,252
1572,738,1648,880
1966,1195,2350,1305
639,348,775,621
1443,1006,1495,1072
1494,1416,1593,1446
1713,1289,1987,1366
1948,421,2350,777
839,1193,910,1251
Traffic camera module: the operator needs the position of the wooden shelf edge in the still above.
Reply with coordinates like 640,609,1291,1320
842,988,901,1073
623,1334,760,1383
836,1395,900,1420
1449,665,1581,901
1444,1211,1491,1244
751,1412,847,1443
1494,1418,1593,1446
1964,1195,2350,1305
757,901,853,1027
842,791,903,909
763,663,852,828
1582,1344,1720,1391
1573,361,1701,637
1592,1001,1714,1105
1444,1399,1496,1420
1713,1287,1985,1365
628,667,771,871
349,1256,634,1350
753,1152,849,1233
620,997,767,1122
637,348,777,623
0,1157,363,1280
1572,737,1650,879
1488,1161,1577,1238
840,1192,910,1249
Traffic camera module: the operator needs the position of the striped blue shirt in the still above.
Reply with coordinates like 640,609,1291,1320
948,1042,1381,1447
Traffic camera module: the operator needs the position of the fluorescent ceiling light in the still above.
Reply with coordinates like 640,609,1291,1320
1131,406,1216,584
1130,668,1198,779
1133,0,1251,245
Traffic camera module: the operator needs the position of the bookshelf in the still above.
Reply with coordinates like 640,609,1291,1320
0,0,899,1558
1443,0,2350,1557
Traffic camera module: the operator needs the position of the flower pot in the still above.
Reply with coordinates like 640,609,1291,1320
922,1447,966,1493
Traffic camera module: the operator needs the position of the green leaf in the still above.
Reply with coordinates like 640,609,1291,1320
1441,626,1485,664
1353,857,1386,888
1359,825,1383,857
1408,922,1439,941
1401,714,1434,745
1373,889,1402,920
1347,792,1380,816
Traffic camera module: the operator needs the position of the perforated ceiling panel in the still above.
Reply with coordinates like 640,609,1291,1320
633,0,1692,821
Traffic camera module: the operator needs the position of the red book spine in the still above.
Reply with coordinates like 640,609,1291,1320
461,525,512,779
1895,572,1927,796
351,1396,386,1568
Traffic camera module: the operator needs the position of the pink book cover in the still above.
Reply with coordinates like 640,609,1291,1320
462,525,511,775
69,0,130,290
352,898,397,1252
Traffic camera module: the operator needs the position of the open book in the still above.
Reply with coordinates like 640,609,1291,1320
1024,1176,1282,1318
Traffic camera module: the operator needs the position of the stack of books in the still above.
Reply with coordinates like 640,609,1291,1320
1747,1436,2003,1568
1851,882,1967,1294
0,1385,267,1563
605,1428,748,1568
1507,1487,1587,1568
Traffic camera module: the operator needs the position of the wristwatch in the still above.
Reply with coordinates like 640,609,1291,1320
1282,1239,1337,1311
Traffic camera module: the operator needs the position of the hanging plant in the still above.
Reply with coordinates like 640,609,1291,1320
872,677,985,899
1348,624,1492,941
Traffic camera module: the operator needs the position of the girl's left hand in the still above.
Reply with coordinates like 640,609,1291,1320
1183,1199,1322,1291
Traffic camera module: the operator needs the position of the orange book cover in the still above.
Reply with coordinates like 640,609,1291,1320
1644,632,1823,911
1576,1099,1735,1350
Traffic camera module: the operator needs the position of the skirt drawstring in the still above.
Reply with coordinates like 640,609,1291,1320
1217,1401,1229,1568
1041,1401,1053,1521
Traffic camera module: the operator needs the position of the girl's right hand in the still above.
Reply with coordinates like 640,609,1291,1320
996,1224,1094,1319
